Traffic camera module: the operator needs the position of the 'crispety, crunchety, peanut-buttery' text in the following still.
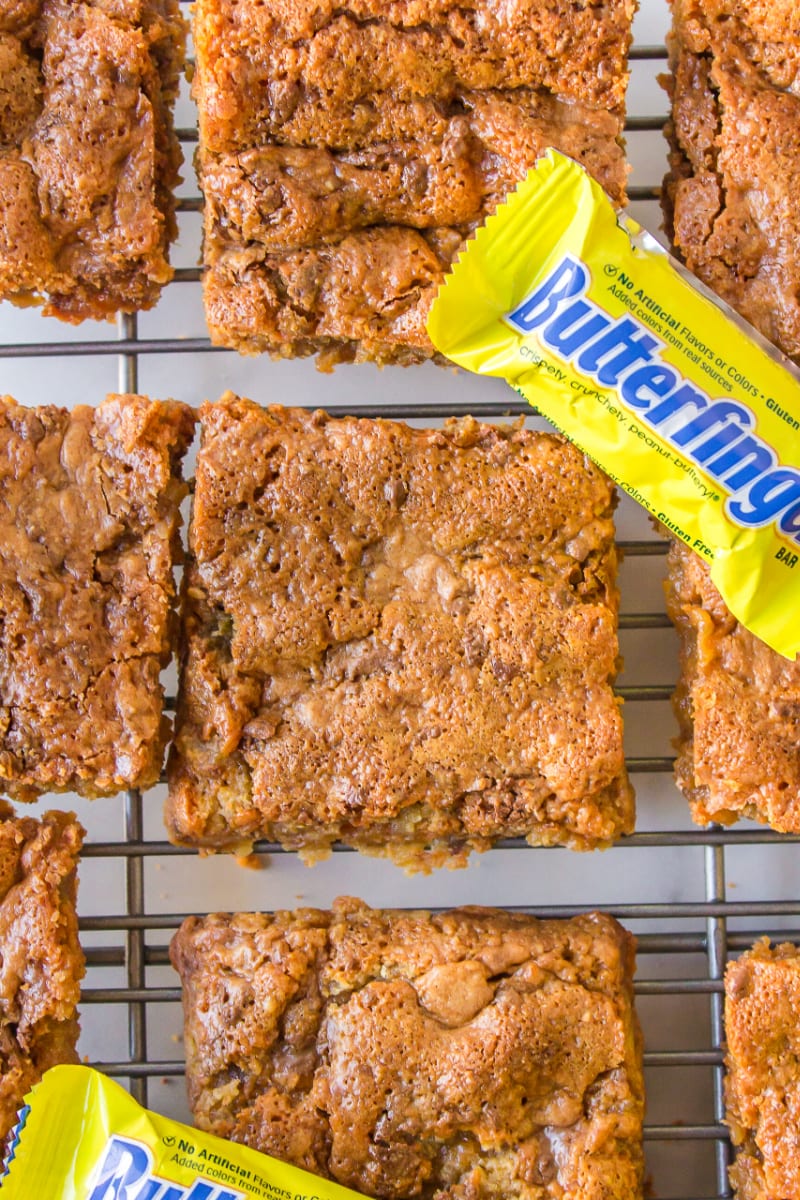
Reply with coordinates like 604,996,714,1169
427,149,800,660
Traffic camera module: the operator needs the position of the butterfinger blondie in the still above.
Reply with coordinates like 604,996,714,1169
195,0,635,366
665,540,800,831
167,396,632,868
171,899,645,1198
0,0,186,321
663,0,800,361
725,940,800,1199
0,393,195,801
662,0,800,834
0,810,84,1139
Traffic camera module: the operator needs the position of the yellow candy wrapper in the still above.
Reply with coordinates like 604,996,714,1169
0,1065,368,1200
427,150,800,660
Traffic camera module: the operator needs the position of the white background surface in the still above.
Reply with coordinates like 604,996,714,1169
2,2,796,1196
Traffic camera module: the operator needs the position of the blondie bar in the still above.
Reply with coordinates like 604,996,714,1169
171,899,645,1199
0,393,195,801
662,0,800,833
167,396,632,868
725,940,800,1199
195,0,635,366
0,0,186,321
0,810,84,1139
665,540,800,831
663,0,800,361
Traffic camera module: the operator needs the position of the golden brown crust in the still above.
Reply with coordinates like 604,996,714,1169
195,0,634,365
0,0,186,322
166,396,632,868
662,0,800,361
725,940,800,1199
0,810,85,1139
0,393,196,801
171,899,644,1199
665,540,800,831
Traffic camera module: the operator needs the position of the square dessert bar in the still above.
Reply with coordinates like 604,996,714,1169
167,396,632,868
663,0,800,361
171,900,645,1199
0,810,84,1139
194,0,635,366
725,940,800,1199
0,393,195,801
666,540,800,831
0,0,186,321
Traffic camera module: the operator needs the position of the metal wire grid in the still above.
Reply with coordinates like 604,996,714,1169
2,26,796,1200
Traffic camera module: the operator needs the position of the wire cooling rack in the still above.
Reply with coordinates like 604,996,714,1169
2,5,798,1198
